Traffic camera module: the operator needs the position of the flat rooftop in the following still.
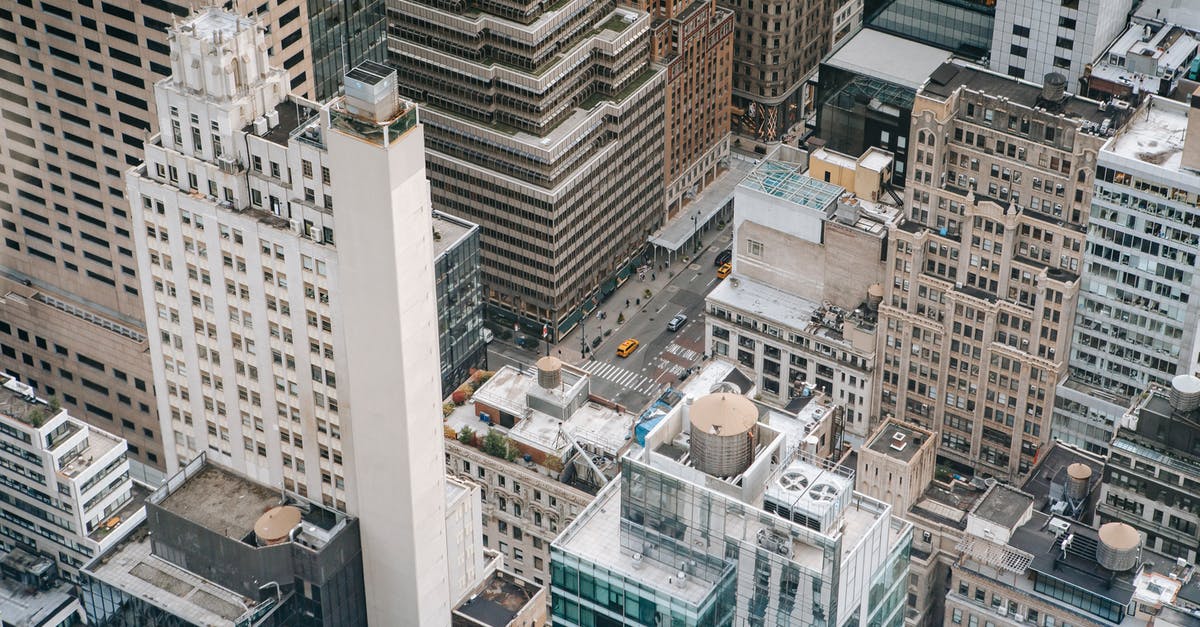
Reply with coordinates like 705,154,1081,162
826,28,954,90
923,61,1116,126
452,570,541,626
865,421,928,463
1106,97,1195,175
85,530,254,626
972,484,1033,528
244,97,318,147
1020,441,1103,506
740,160,843,213
910,480,987,529
432,211,477,259
156,465,281,541
707,275,821,335
0,576,77,626
89,481,151,542
186,7,254,39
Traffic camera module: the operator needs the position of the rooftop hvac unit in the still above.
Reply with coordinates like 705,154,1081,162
1048,518,1071,538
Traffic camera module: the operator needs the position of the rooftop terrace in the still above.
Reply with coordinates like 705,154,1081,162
452,570,542,626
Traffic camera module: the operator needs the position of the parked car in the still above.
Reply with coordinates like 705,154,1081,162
666,314,688,332
714,248,732,267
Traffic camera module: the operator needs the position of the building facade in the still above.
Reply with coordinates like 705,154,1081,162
433,211,485,397
388,0,666,334
876,61,1122,481
0,374,144,583
989,0,1134,88
636,0,734,217
705,145,899,440
1054,95,1200,456
722,0,846,142
1097,376,1200,562
0,0,348,485
306,0,388,102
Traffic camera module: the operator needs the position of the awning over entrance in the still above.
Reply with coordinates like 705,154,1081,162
648,156,757,251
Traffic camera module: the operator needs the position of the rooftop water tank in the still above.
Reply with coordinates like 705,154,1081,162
1096,522,1140,571
1169,374,1200,412
1042,73,1068,102
537,356,563,390
1065,463,1092,502
688,393,757,477
254,505,302,546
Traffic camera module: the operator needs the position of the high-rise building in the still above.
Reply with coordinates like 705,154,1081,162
551,393,912,626
704,145,900,440
876,61,1126,481
1054,94,1200,456
128,8,450,620
432,211,485,397
388,1,666,333
305,0,388,101
723,0,847,142
989,0,1134,88
1097,375,1200,562
0,0,379,486
631,0,734,216
0,373,146,582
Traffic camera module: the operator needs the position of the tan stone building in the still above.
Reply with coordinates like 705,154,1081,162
875,61,1128,481
0,0,341,482
632,0,734,217
857,418,935,514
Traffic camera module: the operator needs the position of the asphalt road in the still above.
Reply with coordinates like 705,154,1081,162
485,226,733,412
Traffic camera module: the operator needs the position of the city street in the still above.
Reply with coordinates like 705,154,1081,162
489,225,734,411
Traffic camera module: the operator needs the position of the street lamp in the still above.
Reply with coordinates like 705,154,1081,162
692,211,701,254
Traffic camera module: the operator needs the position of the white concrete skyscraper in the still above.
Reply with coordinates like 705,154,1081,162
128,9,449,624
326,64,450,624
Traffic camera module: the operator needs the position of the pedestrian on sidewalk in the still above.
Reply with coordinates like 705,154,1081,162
652,272,656,281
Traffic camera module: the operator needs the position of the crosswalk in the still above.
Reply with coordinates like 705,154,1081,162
578,360,661,395
665,343,701,361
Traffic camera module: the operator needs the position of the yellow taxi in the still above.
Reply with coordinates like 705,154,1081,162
716,262,732,279
616,338,640,358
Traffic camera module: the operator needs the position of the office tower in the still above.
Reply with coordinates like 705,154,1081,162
551,393,912,626
0,374,144,582
876,61,1124,481
705,145,900,441
629,0,733,216
432,211,485,397
305,0,388,101
948,481,1200,626
128,7,448,619
723,0,845,142
1099,375,1200,561
81,453,367,626
388,1,666,333
863,0,994,58
989,0,1134,88
1054,94,1200,456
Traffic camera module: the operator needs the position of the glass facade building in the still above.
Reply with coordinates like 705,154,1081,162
307,0,387,102
552,437,910,626
433,211,485,396
863,0,994,59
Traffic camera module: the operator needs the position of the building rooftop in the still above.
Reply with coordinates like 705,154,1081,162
0,374,53,426
155,464,282,541
186,7,255,40
825,28,955,90
0,575,77,627
84,529,255,626
1091,24,1198,97
452,570,541,627
89,481,151,543
1106,97,1196,176
432,211,478,259
922,60,1119,126
910,480,987,529
708,275,878,341
971,484,1033,529
243,97,320,147
864,421,929,463
1020,441,1104,515
1135,0,1200,31
740,160,844,213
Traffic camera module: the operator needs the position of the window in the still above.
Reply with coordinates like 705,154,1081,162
1011,44,1028,57
1012,24,1030,37
1053,56,1071,69
1055,37,1074,51
747,239,764,257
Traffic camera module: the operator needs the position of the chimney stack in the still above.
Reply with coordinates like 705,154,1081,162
1182,86,1200,173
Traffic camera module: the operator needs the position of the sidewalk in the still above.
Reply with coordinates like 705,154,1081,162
555,225,731,365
